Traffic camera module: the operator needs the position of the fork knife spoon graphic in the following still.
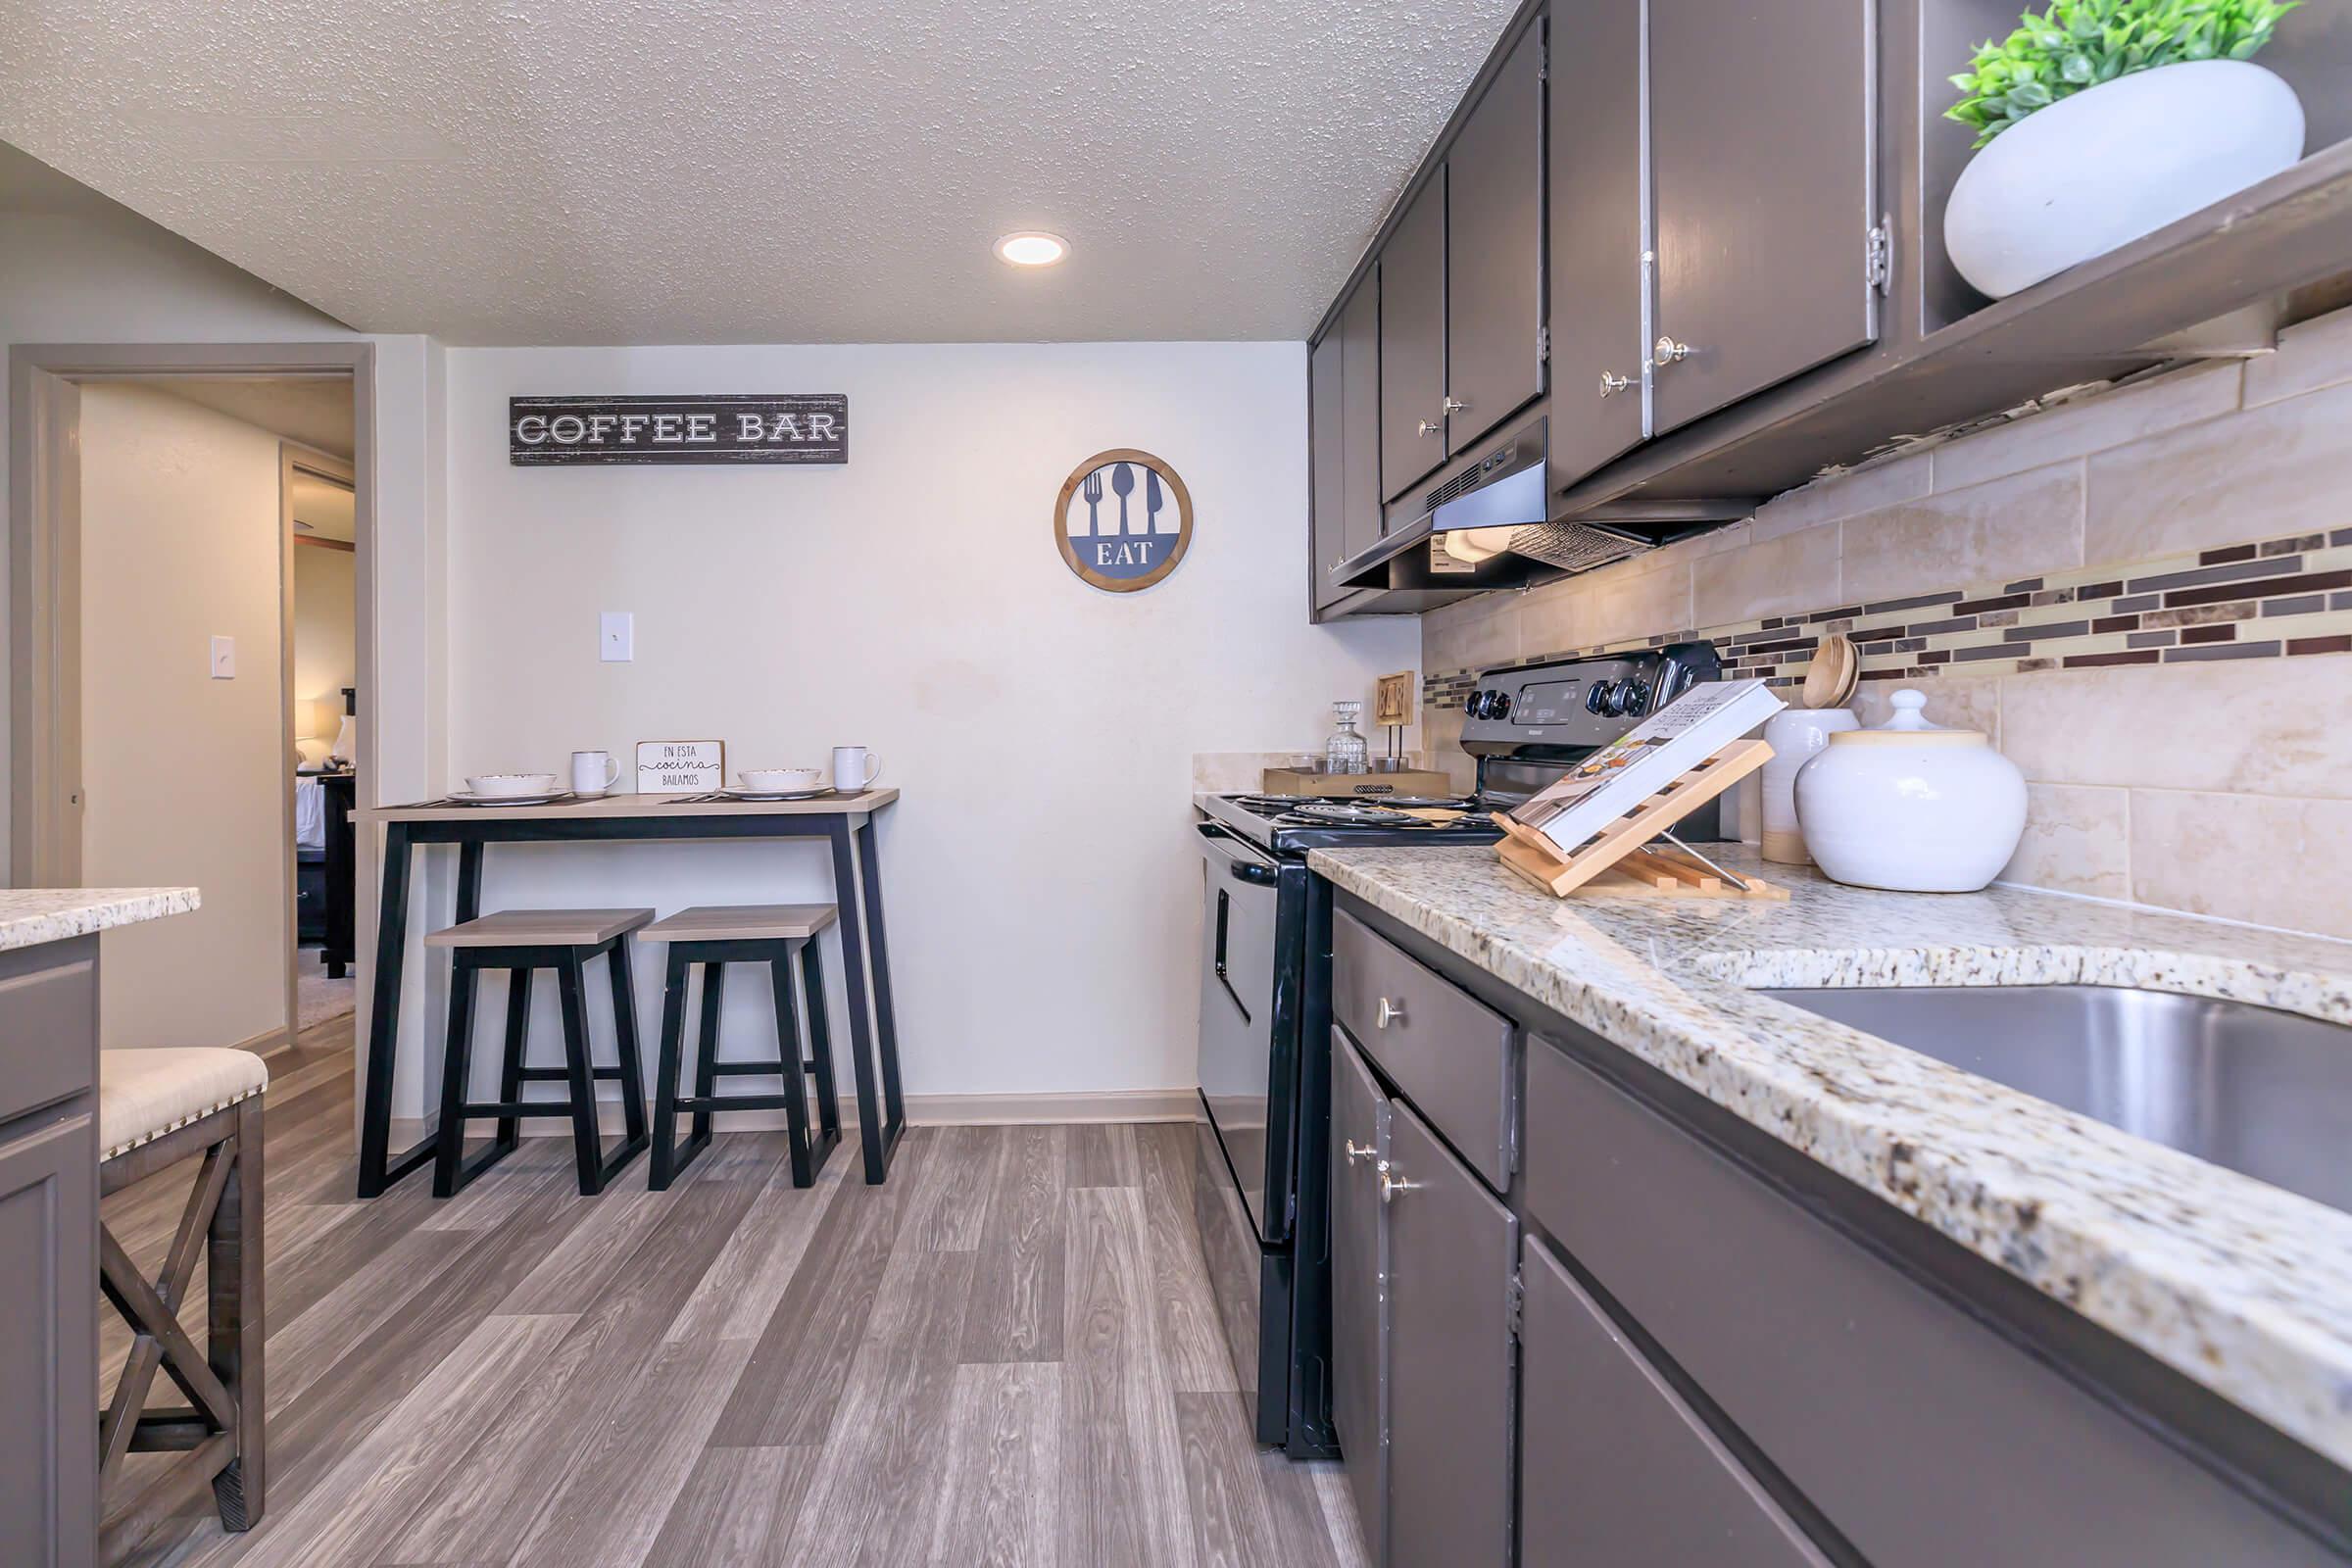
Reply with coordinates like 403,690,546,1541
1111,462,1136,533
1082,467,1104,536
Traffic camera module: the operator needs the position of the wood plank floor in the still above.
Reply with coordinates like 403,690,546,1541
106,1024,1367,1568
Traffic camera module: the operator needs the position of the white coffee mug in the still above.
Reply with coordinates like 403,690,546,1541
570,751,621,795
832,745,882,792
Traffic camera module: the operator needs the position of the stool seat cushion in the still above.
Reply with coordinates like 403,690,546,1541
99,1048,269,1161
426,907,656,948
642,904,839,942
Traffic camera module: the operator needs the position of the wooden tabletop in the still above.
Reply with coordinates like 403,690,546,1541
365,787,899,824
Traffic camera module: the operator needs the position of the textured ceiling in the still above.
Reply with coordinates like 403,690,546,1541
0,0,1523,344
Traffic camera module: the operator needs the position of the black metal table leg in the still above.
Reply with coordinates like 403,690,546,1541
827,818,894,1183
359,824,439,1198
855,816,908,1147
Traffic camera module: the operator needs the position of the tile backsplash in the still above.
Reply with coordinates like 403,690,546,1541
1418,304,2352,941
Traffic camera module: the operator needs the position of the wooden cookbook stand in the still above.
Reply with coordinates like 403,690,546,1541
1494,740,1788,900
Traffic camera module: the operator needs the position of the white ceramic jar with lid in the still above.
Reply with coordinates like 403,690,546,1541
1792,689,2026,893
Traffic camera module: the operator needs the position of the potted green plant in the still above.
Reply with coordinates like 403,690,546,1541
1942,0,2305,298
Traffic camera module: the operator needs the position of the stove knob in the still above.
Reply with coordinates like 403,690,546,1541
1585,682,1612,716
1467,691,1490,719
1616,678,1650,716
1483,690,1509,720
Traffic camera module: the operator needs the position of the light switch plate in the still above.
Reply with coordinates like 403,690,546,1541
210,635,236,678
600,611,634,662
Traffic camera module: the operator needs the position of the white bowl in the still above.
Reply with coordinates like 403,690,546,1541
741,767,824,794
466,772,560,798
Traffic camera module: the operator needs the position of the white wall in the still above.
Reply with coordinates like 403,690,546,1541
78,383,289,1049
444,342,1418,1100
293,544,356,753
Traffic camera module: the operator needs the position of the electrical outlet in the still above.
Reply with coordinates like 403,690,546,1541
600,611,634,662
210,635,236,678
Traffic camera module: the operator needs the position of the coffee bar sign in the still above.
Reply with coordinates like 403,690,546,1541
510,394,849,466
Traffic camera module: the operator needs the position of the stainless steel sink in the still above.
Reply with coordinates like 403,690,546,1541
1760,985,2352,1215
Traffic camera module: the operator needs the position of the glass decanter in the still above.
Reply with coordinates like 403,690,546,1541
1325,701,1370,775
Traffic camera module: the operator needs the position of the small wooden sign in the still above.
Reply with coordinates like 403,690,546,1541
1055,449,1193,593
511,395,848,466
1373,671,1416,728
636,739,726,794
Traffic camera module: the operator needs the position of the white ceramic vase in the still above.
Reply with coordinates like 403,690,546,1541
1759,708,1858,865
1944,59,2305,300
1792,689,2027,893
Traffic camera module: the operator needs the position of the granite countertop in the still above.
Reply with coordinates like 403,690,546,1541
0,888,201,953
1307,842,2352,1471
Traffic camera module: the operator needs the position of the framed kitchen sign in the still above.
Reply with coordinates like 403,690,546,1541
511,395,848,466
1055,449,1192,593
636,739,726,794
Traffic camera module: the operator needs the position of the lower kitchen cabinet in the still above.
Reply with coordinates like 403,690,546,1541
1331,1032,1389,1563
1517,1237,1826,1568
1382,1097,1517,1568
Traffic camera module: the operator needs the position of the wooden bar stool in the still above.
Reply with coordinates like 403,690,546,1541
424,907,653,1197
642,904,842,1190
96,1048,267,1554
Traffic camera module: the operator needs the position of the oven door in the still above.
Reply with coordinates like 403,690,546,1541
1196,821,1286,1244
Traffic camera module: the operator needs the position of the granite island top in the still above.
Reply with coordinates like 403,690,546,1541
1307,842,2352,1472
0,888,200,954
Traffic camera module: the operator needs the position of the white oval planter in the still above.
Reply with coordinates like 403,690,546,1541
1945,59,2305,299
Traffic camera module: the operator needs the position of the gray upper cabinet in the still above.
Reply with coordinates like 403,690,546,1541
1378,173,1449,502
1444,20,1546,454
1331,1032,1390,1565
1309,329,1348,609
1546,0,1645,493
1648,0,1879,436
1338,275,1385,564
1384,1098,1516,1568
1518,1238,1829,1568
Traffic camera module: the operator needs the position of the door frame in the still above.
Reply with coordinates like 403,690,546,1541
8,341,377,1056
281,440,358,1050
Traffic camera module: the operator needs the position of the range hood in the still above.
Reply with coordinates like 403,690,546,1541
1333,414,1693,597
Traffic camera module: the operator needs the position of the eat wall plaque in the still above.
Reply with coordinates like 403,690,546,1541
510,394,849,466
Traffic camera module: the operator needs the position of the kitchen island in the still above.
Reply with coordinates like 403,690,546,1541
0,887,200,1568
1308,844,2352,1565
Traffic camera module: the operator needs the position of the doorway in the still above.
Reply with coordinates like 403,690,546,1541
9,344,376,1059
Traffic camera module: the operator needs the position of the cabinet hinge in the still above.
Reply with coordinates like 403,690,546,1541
1505,1271,1525,1340
1866,221,1893,295
1536,324,1550,365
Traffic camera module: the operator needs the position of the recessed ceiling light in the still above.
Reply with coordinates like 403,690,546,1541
996,231,1069,268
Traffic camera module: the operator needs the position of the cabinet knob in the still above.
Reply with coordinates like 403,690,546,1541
1345,1140,1377,1164
1374,997,1406,1029
1378,1162,1420,1202
1598,370,1633,399
1442,396,1468,416
1416,418,1441,438
1653,335,1694,368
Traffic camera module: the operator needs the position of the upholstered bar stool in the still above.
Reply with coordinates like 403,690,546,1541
423,907,653,1197
96,1047,268,1551
641,904,842,1190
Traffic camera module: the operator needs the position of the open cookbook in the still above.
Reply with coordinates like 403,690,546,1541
1505,678,1787,853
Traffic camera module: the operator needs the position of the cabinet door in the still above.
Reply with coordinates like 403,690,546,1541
0,1111,98,1568
1385,1098,1515,1568
1518,1238,1829,1568
1649,0,1877,435
1331,1032,1390,1563
1378,174,1448,502
1546,0,1646,493
1445,20,1546,453
1310,327,1349,609
1338,276,1386,564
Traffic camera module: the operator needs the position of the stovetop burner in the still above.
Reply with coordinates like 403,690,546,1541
1206,791,1501,854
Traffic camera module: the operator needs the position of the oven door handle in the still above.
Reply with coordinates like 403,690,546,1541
1197,821,1281,886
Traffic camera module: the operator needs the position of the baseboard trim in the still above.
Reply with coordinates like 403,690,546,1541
390,1086,1200,1145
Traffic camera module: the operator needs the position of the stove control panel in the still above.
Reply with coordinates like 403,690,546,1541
1460,642,1720,759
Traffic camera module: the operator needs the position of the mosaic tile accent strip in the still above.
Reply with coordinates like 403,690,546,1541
1422,529,2352,709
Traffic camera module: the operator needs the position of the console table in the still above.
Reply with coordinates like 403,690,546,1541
356,790,906,1198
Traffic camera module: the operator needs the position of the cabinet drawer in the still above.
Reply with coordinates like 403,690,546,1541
1524,1033,2340,1568
1518,1236,1827,1568
1332,910,1514,1191
0,943,98,1126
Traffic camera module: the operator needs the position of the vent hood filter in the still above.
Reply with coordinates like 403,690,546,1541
1500,520,1652,573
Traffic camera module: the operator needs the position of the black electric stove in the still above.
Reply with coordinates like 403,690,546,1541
1192,641,1722,1457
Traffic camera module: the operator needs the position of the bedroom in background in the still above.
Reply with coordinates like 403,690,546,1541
68,372,358,1052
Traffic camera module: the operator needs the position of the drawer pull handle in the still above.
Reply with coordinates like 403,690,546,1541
1378,1162,1420,1202
1375,997,1405,1029
1345,1139,1377,1164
